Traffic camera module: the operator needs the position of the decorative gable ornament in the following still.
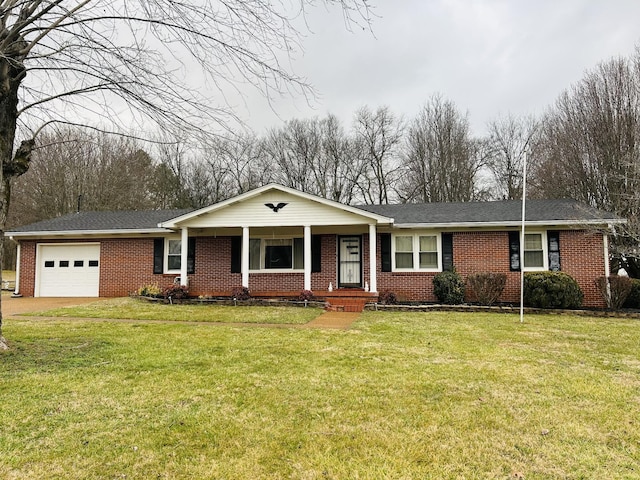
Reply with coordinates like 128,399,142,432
264,202,288,212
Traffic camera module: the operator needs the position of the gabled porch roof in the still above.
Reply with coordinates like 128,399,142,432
158,184,394,230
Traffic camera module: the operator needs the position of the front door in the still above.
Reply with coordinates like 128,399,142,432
338,236,362,288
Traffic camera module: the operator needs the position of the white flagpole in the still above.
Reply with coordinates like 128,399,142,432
520,150,528,323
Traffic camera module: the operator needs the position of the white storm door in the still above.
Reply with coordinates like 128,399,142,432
338,236,362,288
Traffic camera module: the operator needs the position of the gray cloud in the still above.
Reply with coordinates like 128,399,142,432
238,0,640,136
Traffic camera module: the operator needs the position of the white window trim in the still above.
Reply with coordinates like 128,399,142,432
391,232,442,272
249,236,305,273
164,237,182,274
522,231,548,272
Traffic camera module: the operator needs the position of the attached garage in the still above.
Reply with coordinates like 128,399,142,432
35,243,101,297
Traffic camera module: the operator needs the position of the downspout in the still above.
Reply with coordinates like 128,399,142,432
603,230,610,277
604,230,611,307
11,239,21,297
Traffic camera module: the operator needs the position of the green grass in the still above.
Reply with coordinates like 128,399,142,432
1,310,640,479
27,297,320,324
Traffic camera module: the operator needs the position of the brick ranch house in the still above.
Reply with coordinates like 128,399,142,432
8,184,624,309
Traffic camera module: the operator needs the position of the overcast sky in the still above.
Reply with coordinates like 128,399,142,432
235,0,640,137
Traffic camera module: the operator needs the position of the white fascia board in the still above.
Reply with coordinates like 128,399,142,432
393,219,626,229
8,228,173,239
159,183,394,228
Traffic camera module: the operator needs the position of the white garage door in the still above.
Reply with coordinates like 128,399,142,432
36,244,101,297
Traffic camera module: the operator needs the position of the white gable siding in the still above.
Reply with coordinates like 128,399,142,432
180,191,375,228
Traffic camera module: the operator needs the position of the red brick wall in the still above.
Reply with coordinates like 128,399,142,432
376,230,607,308
17,240,36,296
311,235,337,291
98,237,239,297
16,229,608,308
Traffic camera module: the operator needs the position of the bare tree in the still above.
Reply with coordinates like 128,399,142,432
9,129,158,225
264,118,321,193
0,0,373,348
317,114,366,204
398,95,483,203
207,134,271,196
530,52,640,275
353,106,403,204
485,114,538,200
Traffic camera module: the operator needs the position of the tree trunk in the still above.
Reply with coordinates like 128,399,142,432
0,44,28,350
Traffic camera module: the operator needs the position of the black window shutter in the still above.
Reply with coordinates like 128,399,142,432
230,236,242,273
187,237,196,274
509,231,520,272
548,231,561,271
153,238,164,274
442,233,454,272
311,235,322,273
381,233,392,272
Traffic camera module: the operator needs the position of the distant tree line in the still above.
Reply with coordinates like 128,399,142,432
6,50,640,275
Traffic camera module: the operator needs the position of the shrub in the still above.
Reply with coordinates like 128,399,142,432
523,272,583,309
433,270,465,305
466,272,506,306
378,290,398,305
137,282,161,297
162,284,189,300
231,286,251,300
623,278,640,309
596,275,632,310
298,290,314,301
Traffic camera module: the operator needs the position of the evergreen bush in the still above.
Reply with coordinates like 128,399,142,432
433,270,465,304
523,272,583,309
623,278,640,309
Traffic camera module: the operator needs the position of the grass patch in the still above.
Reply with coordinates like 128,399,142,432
1,311,640,479
26,297,320,325
2,270,15,281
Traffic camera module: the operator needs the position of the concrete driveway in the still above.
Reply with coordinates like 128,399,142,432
1,296,100,316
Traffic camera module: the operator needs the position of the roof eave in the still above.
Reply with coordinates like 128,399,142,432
393,219,626,229
8,227,174,239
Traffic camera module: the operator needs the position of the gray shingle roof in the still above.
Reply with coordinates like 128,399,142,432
8,198,621,235
8,209,192,233
356,199,621,225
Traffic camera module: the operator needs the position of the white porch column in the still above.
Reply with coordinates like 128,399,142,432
180,227,189,286
13,241,21,296
304,225,312,291
369,223,377,293
242,226,250,288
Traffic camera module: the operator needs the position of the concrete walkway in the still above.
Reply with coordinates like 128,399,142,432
1,296,99,316
304,311,361,330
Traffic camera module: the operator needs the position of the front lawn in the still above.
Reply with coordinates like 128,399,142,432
1,311,639,479
26,297,320,325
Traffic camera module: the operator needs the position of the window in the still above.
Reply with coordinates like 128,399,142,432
166,239,182,272
523,233,544,268
59,260,69,267
88,260,99,267
395,236,413,269
157,237,195,275
392,233,440,271
249,237,304,271
44,261,54,268
419,235,438,269
509,231,553,272
74,260,84,267
265,238,292,269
